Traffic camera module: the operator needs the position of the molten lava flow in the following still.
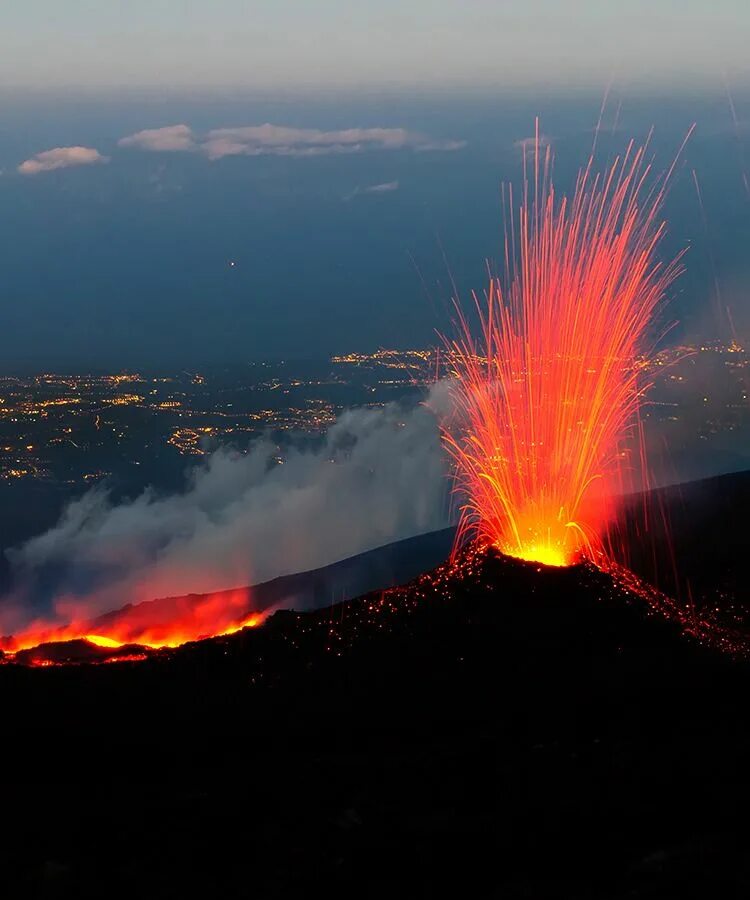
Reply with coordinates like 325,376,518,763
442,124,688,567
0,586,266,662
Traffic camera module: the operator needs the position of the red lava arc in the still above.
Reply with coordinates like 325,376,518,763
442,123,688,568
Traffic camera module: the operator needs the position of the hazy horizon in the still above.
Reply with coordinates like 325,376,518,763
3,2,749,91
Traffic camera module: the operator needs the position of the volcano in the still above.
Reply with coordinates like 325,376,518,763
2,472,750,897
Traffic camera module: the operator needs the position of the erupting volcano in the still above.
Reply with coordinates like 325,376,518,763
0,124,696,666
442,123,689,568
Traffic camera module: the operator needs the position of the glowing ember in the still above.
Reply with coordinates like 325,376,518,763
442,122,689,567
84,634,124,649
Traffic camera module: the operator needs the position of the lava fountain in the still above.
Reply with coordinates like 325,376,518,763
441,124,689,568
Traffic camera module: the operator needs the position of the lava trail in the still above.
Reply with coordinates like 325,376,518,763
0,586,266,663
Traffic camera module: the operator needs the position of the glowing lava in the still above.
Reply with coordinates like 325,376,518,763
0,587,267,663
511,544,569,568
442,123,688,567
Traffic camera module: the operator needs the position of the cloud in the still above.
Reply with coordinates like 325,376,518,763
1,386,454,630
415,139,467,153
345,180,400,201
364,180,399,194
18,147,108,176
117,122,465,161
514,134,552,155
118,124,196,152
202,124,464,159
202,125,413,159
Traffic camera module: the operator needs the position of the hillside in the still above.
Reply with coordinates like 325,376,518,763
2,522,749,897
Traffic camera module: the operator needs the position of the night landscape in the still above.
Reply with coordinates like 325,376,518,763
2,3,750,897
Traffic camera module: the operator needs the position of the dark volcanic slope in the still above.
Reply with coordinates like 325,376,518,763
93,524,457,623
616,469,750,604
6,467,750,664
0,526,456,661
2,544,749,899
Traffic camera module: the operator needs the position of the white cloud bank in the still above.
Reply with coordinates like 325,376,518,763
18,146,108,175
118,124,195,152
117,123,466,160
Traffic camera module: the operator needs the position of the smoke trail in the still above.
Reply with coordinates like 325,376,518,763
1,386,453,633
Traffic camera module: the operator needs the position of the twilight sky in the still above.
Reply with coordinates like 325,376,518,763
0,4,747,367
2,1,748,91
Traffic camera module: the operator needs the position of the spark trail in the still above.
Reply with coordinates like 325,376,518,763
442,123,690,568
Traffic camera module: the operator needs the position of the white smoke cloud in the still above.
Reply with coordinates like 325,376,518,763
3,387,454,629
18,146,108,175
118,124,196,152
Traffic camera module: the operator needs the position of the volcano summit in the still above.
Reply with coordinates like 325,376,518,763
2,472,750,897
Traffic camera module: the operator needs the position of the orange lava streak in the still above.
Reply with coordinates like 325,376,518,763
80,613,265,650
442,125,686,567
1,591,266,659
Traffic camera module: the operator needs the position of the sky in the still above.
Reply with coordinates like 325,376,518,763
2,1,749,92
0,89,747,368
0,5,747,366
